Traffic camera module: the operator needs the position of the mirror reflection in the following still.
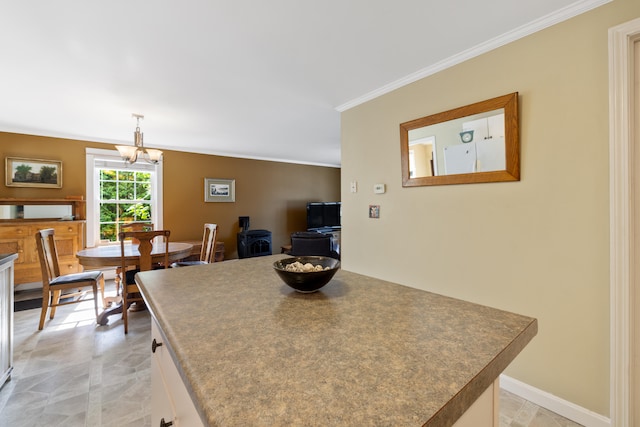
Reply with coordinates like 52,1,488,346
400,92,519,187
408,108,504,177
0,204,73,220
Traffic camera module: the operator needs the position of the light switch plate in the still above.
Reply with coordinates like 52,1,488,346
373,183,385,194
350,181,358,193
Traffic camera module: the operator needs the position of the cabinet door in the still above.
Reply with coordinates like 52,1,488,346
0,260,14,388
444,142,477,174
476,137,506,172
463,114,505,141
463,117,489,141
51,223,82,274
151,352,177,427
151,320,204,427
52,224,80,256
487,114,505,139
452,379,498,427
0,225,30,264
0,238,25,265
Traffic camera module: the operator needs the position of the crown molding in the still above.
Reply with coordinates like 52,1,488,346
336,0,612,112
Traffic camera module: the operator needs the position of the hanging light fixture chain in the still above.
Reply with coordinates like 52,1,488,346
116,113,162,165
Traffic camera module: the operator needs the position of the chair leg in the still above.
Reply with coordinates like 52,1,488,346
92,284,100,320
122,292,128,334
99,276,106,308
38,292,49,330
114,267,121,297
49,290,61,319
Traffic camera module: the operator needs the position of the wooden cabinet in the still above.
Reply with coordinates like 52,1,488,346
0,221,85,286
151,318,204,427
0,198,86,287
0,253,18,389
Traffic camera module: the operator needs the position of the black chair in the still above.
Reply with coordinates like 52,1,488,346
290,231,339,259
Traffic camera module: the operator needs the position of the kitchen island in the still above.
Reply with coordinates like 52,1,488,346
136,254,537,426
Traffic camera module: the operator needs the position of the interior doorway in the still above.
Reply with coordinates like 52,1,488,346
634,36,640,427
610,17,640,427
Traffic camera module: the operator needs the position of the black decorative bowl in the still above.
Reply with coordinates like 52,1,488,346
273,256,341,293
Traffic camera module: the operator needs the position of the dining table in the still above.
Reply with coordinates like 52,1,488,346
76,242,193,325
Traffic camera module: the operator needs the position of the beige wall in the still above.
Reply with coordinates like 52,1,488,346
341,0,640,417
0,132,340,257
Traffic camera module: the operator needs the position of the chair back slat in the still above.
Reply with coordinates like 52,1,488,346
121,222,154,244
200,223,218,263
117,229,168,334
121,222,154,232
35,228,61,284
290,231,333,257
118,230,170,274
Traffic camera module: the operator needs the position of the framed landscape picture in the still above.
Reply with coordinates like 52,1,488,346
5,157,63,188
204,178,235,202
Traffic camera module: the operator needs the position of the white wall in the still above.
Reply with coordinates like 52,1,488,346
340,0,640,417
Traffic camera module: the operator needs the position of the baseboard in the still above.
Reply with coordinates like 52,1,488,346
499,375,610,427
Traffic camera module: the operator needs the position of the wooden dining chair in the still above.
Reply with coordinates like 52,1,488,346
35,228,105,330
118,229,170,334
171,223,218,267
114,222,154,296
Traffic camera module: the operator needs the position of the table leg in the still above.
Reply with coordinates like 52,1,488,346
97,295,123,326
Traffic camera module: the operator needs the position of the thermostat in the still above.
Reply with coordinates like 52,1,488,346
373,183,386,194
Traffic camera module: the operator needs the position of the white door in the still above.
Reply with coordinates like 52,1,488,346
476,137,505,172
634,36,640,427
443,142,476,175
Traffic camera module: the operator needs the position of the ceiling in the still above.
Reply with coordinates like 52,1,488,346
0,0,605,167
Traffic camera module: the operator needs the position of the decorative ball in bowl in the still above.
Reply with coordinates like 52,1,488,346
273,256,341,293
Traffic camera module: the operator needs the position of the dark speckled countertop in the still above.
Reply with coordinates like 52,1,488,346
136,254,537,427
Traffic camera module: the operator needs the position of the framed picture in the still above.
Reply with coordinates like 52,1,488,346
5,157,63,188
204,178,235,202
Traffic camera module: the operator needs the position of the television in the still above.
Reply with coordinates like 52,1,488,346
306,202,341,230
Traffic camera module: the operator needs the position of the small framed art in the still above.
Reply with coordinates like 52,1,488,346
204,178,235,202
5,157,62,188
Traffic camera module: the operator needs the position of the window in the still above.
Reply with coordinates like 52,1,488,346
98,169,153,242
85,148,163,247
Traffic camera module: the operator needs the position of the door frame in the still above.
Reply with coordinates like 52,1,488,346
609,16,640,427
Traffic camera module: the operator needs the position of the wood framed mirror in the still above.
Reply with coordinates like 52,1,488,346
400,92,519,186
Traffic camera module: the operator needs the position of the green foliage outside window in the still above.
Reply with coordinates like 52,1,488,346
98,169,153,242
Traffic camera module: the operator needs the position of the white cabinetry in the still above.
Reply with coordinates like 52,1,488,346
453,379,499,427
150,312,497,427
448,113,506,173
463,114,505,141
0,253,18,389
151,318,204,427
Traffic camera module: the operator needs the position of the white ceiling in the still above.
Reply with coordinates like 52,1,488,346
0,0,606,167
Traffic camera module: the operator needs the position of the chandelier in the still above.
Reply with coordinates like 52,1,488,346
115,114,163,164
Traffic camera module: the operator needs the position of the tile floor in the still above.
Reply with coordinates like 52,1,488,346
1,283,583,427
